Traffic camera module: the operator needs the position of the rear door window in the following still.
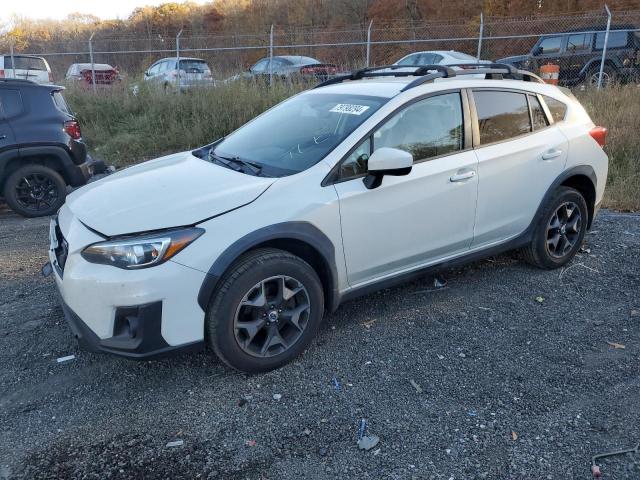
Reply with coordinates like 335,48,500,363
0,89,23,118
473,90,532,145
542,95,568,123
179,60,208,72
567,33,591,52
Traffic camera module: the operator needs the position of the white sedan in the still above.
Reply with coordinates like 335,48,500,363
394,50,491,68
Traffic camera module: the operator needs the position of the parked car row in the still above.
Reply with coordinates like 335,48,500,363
3,23,638,91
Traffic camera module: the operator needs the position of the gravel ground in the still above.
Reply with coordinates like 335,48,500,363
0,204,638,479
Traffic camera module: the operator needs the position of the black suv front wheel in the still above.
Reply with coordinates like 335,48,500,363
4,165,67,217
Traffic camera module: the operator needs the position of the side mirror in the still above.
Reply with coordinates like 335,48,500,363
363,147,413,189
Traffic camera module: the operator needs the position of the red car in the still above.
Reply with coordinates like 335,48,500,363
65,63,121,86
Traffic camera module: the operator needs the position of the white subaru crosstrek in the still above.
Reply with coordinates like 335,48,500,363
47,64,608,373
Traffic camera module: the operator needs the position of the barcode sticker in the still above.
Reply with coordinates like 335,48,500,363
330,104,370,115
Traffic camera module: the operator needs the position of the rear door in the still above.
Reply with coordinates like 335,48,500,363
564,33,593,82
470,89,568,248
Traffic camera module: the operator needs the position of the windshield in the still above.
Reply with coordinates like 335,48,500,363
213,92,387,177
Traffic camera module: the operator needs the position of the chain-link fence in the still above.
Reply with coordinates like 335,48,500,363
6,8,640,88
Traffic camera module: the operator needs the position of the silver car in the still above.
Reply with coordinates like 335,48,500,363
143,57,214,90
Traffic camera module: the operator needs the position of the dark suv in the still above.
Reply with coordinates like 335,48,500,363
498,25,640,87
0,79,94,217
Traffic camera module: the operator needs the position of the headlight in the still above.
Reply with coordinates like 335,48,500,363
81,227,204,269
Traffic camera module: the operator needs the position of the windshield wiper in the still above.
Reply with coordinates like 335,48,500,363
208,149,263,176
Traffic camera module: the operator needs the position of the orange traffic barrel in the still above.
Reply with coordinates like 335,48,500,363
539,63,560,85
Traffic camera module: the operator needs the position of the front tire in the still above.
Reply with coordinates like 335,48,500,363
3,165,66,217
523,187,588,269
206,248,324,373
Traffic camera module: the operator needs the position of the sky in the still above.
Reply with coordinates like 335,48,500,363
1,0,209,23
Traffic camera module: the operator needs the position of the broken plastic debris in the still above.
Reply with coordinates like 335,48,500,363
606,341,625,349
333,377,342,391
409,379,423,393
358,434,380,451
246,439,257,447
56,355,75,363
535,296,545,303
467,409,478,417
511,431,518,441
166,440,184,448
361,319,376,329
273,393,282,400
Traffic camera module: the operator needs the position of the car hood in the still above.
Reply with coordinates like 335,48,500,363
65,151,276,237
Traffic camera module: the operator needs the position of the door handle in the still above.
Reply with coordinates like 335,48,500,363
450,170,476,182
542,149,562,160
0,135,6,140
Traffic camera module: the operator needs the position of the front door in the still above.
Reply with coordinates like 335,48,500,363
333,91,478,287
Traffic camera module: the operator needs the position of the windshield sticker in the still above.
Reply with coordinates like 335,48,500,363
330,104,370,115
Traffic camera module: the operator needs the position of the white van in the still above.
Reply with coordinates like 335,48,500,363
0,55,53,85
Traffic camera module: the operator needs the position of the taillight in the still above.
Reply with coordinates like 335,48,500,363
64,120,82,140
48,71,54,83
0,70,4,78
589,126,607,147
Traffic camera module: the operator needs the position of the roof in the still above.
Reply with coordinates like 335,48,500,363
0,53,46,59
548,24,637,34
312,67,557,99
69,63,114,70
154,57,206,62
0,78,63,90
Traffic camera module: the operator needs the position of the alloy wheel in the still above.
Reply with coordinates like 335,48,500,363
546,201,582,258
234,275,311,358
14,173,59,213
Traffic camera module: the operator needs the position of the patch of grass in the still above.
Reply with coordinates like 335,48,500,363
65,82,640,211
576,85,640,211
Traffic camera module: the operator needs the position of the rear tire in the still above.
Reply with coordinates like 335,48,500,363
205,248,324,373
584,64,617,88
523,187,588,269
3,165,66,218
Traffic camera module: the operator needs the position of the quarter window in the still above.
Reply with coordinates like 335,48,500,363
339,137,371,179
543,95,568,123
473,91,531,144
595,31,628,50
529,95,549,130
373,92,464,161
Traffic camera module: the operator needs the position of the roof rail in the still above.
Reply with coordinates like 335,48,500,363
314,64,457,89
315,62,544,91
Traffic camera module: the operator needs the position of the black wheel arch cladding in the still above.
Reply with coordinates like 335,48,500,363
197,221,340,313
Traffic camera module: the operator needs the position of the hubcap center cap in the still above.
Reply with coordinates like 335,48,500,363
268,310,279,322
560,224,567,234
